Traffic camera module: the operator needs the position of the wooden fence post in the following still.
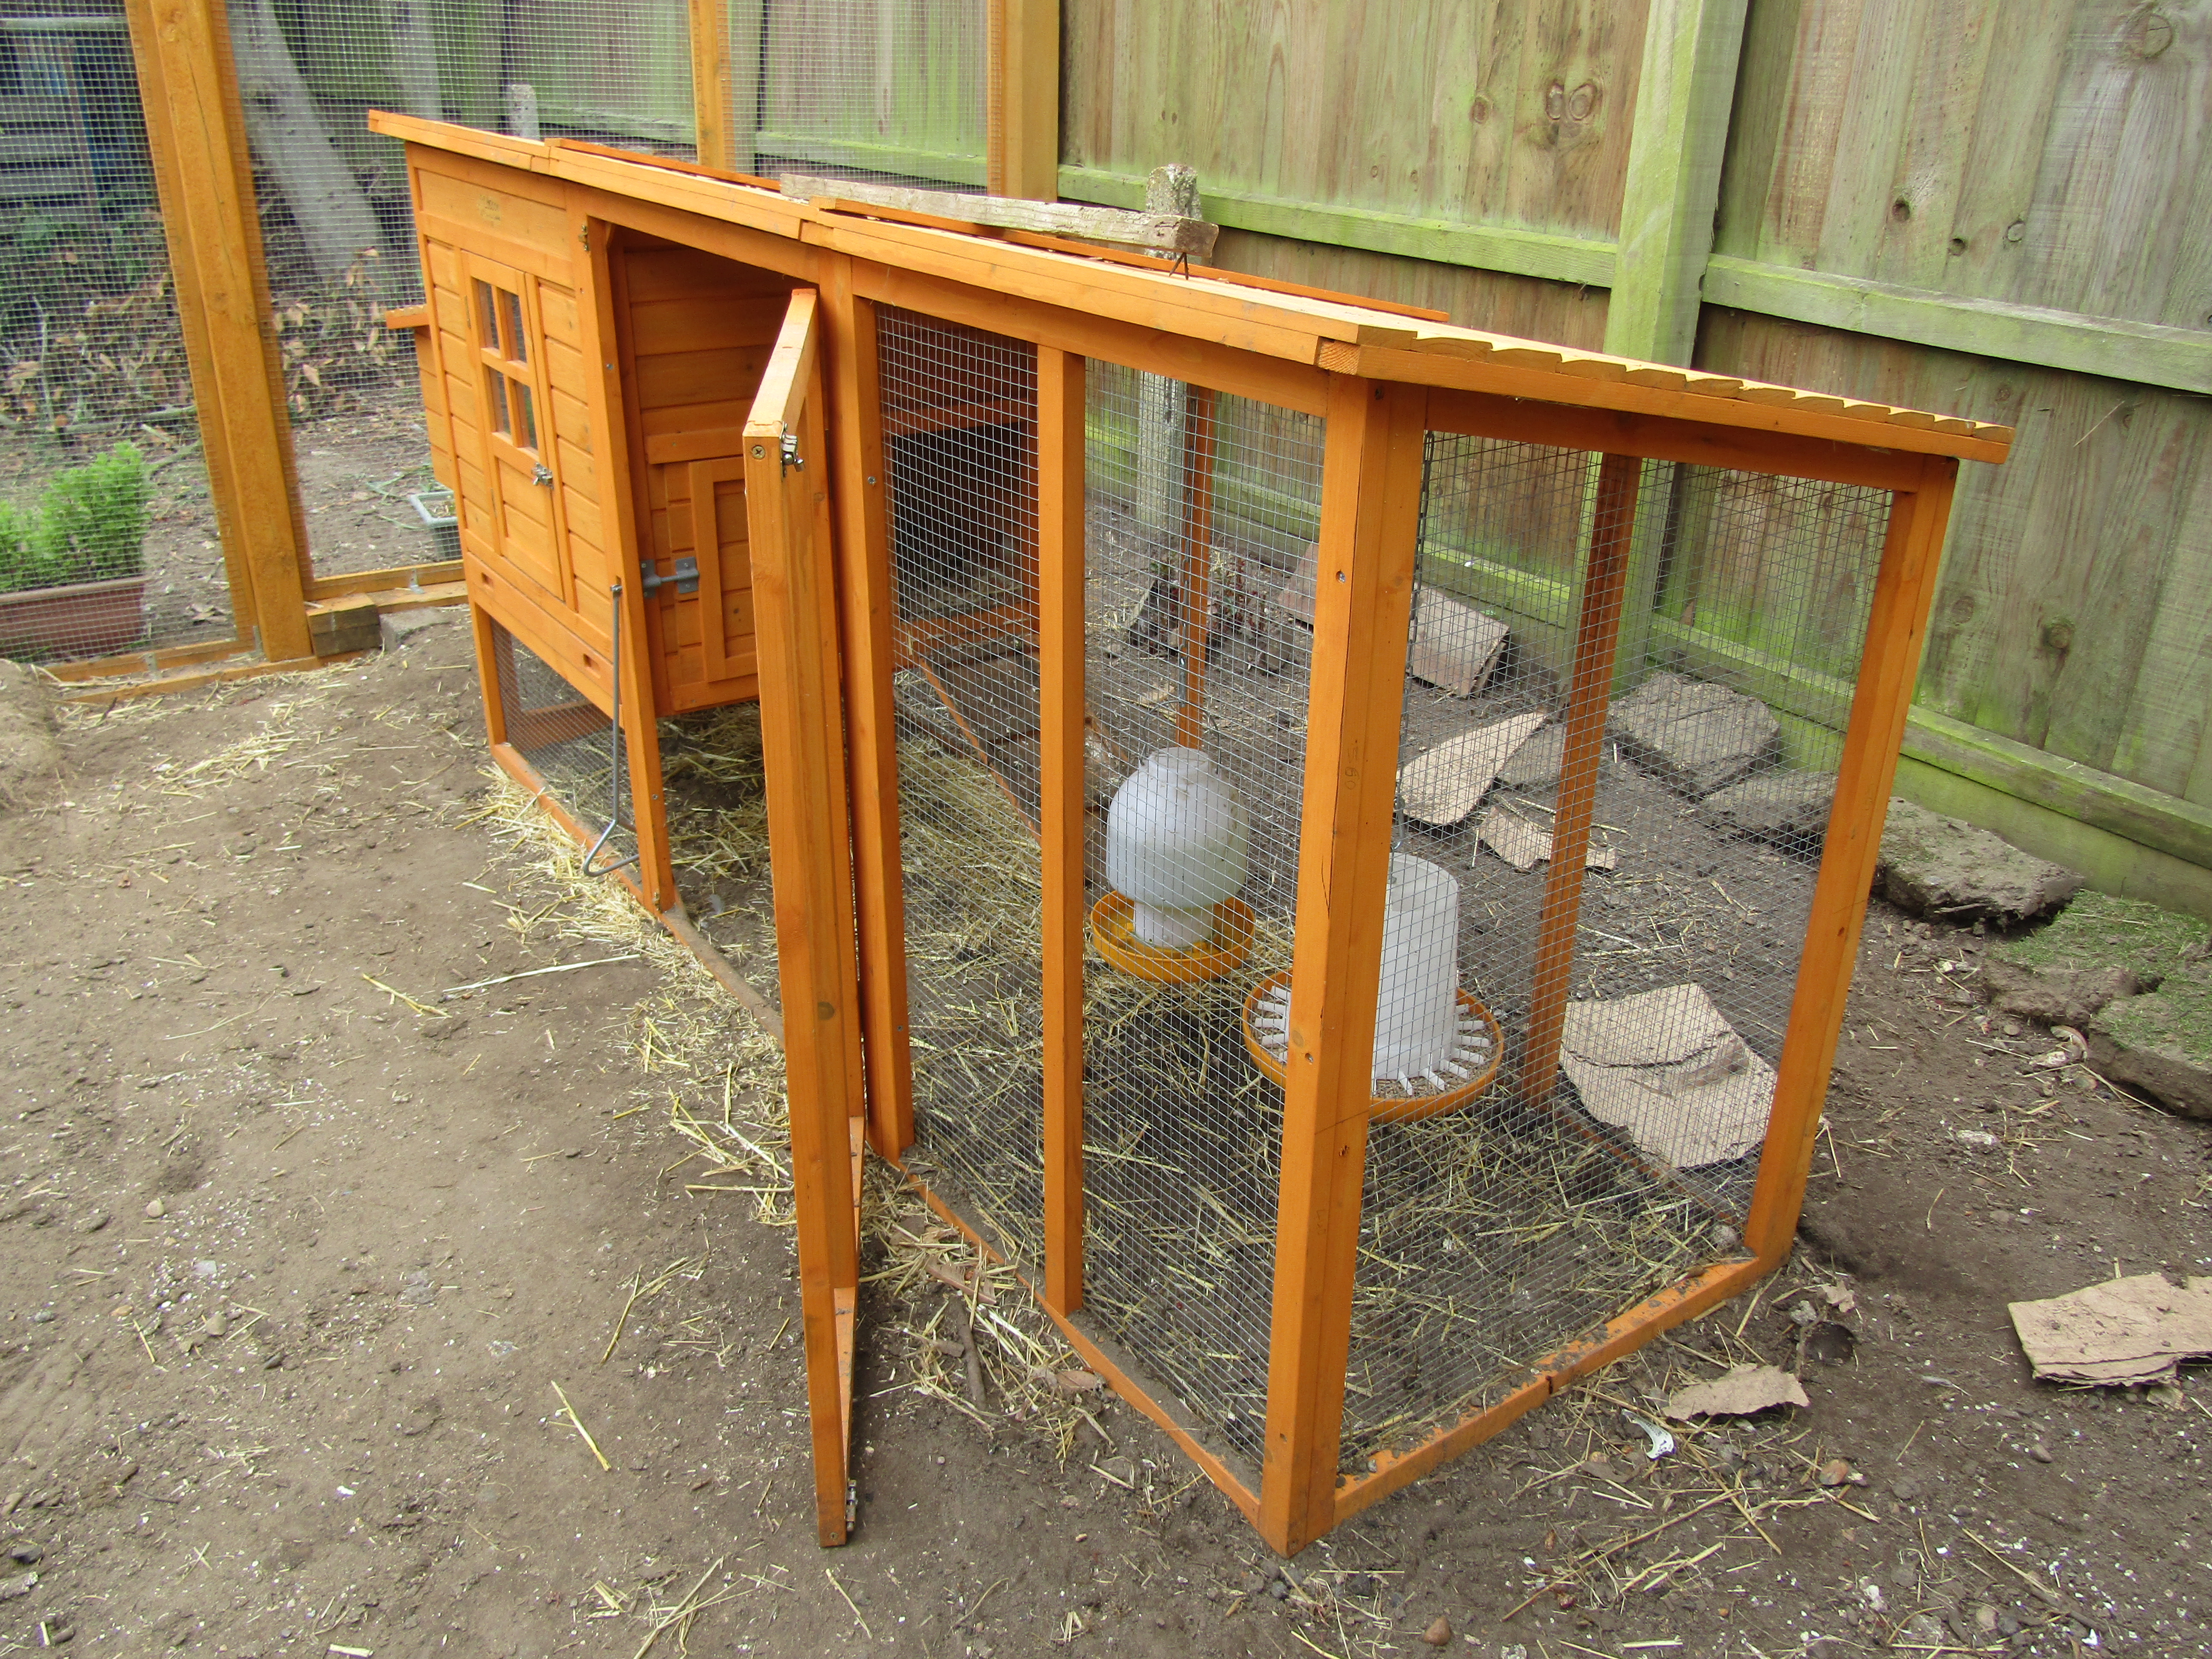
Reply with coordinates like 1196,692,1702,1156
688,0,731,169
1602,0,1749,693
126,0,317,664
987,0,1060,200
1602,0,1749,367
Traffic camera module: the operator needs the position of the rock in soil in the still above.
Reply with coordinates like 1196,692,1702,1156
0,659,60,814
1986,890,2212,1117
1608,672,1780,798
1875,799,2082,925
1698,769,1834,852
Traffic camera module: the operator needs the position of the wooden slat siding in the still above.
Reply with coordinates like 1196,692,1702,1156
1745,458,1956,1266
821,268,916,1159
1603,0,1750,365
1259,376,1428,1558
744,290,862,1548
1699,311,2206,803
1063,1,1645,252
612,238,791,712
1036,345,1086,1312
126,0,314,662
1725,3,2212,333
1517,453,1641,1112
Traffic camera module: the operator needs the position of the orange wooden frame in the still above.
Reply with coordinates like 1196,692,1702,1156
376,114,2004,1559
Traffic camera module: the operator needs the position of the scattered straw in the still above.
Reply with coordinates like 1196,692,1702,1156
550,1380,611,1471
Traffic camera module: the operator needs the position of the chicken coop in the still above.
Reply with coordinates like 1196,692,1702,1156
376,110,2008,1556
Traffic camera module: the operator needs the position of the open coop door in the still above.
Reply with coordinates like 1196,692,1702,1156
744,289,867,1546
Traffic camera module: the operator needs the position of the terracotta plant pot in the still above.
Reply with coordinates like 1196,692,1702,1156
0,574,149,661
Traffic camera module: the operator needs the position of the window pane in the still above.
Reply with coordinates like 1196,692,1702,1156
514,381,538,451
498,289,527,364
486,368,511,437
474,280,498,349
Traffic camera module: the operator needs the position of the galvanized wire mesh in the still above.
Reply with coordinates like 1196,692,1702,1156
744,0,985,188
492,616,635,870
878,306,1048,1265
1339,436,1890,1470
0,6,225,663
1079,365,1322,1470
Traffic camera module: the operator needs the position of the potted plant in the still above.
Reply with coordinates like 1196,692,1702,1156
0,442,152,661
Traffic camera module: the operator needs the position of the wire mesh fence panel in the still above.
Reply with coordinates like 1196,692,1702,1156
1338,435,1892,1471
742,0,985,189
237,0,701,585
878,306,1047,1266
492,617,636,872
0,5,232,665
1081,365,1323,1471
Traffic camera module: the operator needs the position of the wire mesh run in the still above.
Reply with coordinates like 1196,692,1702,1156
1339,435,1890,1470
492,617,635,873
745,0,986,188
0,6,224,664
878,307,1047,1266
1079,367,1323,1470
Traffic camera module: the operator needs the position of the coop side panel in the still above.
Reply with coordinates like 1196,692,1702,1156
403,147,619,712
613,238,795,712
1333,432,1899,1496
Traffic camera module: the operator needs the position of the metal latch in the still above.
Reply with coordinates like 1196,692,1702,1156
530,462,555,487
780,431,803,473
640,556,699,596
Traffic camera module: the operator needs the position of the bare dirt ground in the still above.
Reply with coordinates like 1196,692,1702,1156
1,627,2207,1659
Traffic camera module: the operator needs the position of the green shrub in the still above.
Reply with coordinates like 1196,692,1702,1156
0,442,150,596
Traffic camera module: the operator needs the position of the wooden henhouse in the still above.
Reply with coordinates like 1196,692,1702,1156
374,111,2009,1557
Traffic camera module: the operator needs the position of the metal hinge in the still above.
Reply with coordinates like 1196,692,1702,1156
780,431,803,473
577,224,590,251
640,556,699,597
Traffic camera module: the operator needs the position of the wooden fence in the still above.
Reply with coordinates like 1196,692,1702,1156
1050,0,2212,918
95,0,2210,913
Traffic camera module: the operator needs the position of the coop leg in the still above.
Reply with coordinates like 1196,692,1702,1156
1519,453,1642,1112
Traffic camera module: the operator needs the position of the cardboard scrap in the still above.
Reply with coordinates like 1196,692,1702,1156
2008,1272,2212,1387
1559,983,1775,1169
1475,806,1619,874
1664,1363,1810,1421
1398,713,1547,827
1407,590,1509,698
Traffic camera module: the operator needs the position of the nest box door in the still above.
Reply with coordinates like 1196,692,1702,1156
461,252,575,618
742,289,866,1546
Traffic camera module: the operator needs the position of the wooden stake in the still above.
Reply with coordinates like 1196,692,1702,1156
687,0,731,170
1037,346,1087,1313
1519,453,1643,1111
1173,385,1218,750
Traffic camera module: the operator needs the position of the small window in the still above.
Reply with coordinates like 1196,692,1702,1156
513,381,538,450
475,280,498,348
486,367,511,438
498,289,527,363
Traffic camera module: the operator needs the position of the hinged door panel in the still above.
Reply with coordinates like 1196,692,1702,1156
743,288,864,1548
